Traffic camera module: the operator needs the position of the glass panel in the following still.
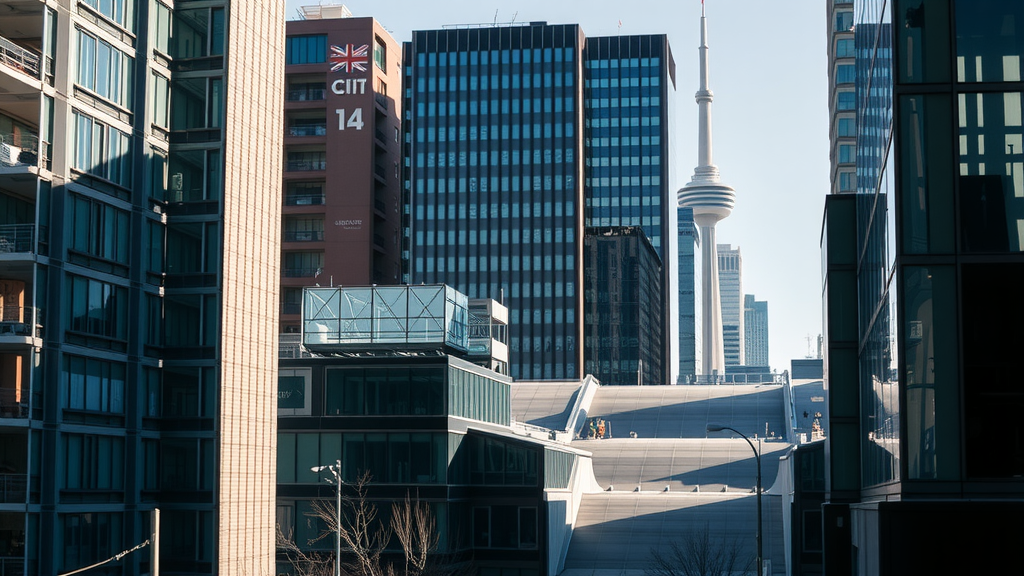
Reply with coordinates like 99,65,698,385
955,0,1023,83
895,0,951,83
958,92,1024,251
903,266,958,481
899,94,955,254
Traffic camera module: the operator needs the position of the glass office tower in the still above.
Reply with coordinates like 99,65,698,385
583,34,674,384
403,24,673,381
818,1,1024,574
0,2,283,574
404,24,586,381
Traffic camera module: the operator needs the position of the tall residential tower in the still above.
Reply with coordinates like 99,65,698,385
677,4,735,377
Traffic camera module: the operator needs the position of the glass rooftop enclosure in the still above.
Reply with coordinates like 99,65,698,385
302,285,508,368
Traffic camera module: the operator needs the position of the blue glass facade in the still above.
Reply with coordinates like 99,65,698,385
403,25,674,380
677,207,702,381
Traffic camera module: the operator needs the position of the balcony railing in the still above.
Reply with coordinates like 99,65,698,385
288,124,327,137
284,192,325,206
281,302,301,315
286,88,326,101
286,159,327,172
0,557,24,576
375,93,388,110
0,473,26,502
283,230,324,242
0,307,42,339
0,225,34,254
0,35,40,79
284,267,321,278
0,133,41,169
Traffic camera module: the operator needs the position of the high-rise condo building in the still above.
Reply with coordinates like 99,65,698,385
402,23,674,380
0,1,283,573
743,294,768,368
677,4,735,377
280,9,403,334
828,0,857,193
717,244,743,367
817,1,1024,573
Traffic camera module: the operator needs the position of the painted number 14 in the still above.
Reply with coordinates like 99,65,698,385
336,108,364,131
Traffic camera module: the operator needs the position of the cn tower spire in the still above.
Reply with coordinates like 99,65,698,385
678,2,735,378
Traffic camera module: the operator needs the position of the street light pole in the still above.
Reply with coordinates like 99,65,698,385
707,424,762,576
312,460,343,576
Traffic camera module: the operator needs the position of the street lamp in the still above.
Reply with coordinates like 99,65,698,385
311,460,342,576
707,424,762,576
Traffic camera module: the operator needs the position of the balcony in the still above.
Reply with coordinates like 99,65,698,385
0,307,42,347
284,191,325,206
284,267,321,278
286,88,326,101
0,474,26,503
0,35,39,81
283,230,324,242
0,387,27,420
286,159,327,172
0,133,46,173
288,124,327,137
0,225,34,254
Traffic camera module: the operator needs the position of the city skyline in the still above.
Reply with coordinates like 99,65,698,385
286,0,829,371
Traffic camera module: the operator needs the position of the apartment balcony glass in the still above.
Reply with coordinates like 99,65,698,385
286,84,326,101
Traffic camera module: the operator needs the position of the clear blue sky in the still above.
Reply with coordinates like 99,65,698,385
284,0,830,373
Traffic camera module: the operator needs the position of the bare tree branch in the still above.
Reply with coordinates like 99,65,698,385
646,523,752,576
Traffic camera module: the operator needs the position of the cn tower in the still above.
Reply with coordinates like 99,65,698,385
678,2,735,377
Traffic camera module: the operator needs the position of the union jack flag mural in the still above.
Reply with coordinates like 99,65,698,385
329,43,369,73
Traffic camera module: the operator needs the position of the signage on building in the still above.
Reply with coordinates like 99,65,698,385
335,219,363,230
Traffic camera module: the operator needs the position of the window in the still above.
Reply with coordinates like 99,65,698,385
838,170,855,192
837,117,855,137
835,38,854,58
151,72,169,128
72,111,132,187
63,355,125,414
62,513,123,572
283,216,324,242
278,369,311,415
68,193,130,265
171,77,222,130
284,251,324,277
62,434,125,490
287,35,327,65
838,144,855,163
172,8,224,58
81,0,134,30
837,91,855,111
77,29,134,108
836,64,855,84
834,10,853,32
151,1,171,54
374,37,386,71
65,274,128,342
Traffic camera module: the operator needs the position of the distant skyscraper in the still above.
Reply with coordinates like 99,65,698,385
678,207,702,381
583,226,664,385
403,24,674,380
717,244,743,366
828,0,857,194
280,13,404,334
744,294,769,368
677,4,735,376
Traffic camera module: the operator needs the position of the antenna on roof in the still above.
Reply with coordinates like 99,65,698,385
511,11,518,25
493,9,499,27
